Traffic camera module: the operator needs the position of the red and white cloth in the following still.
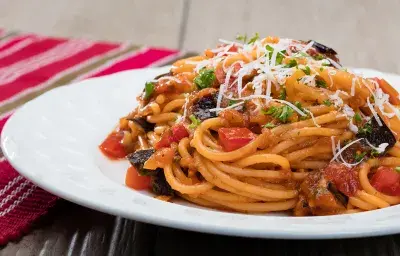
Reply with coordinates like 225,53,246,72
0,30,185,245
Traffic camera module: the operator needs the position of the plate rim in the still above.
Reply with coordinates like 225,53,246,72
3,66,400,239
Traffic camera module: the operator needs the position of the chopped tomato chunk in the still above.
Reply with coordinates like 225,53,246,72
155,124,189,149
99,132,126,159
373,77,400,105
171,123,189,141
125,166,151,190
324,162,361,197
371,166,400,196
218,127,256,152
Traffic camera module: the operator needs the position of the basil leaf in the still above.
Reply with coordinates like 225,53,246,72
144,82,155,99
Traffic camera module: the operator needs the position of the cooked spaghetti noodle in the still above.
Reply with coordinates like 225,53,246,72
99,34,400,216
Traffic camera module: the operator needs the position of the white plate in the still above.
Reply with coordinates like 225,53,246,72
2,66,400,239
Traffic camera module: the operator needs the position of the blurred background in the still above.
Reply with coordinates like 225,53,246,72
1,0,399,74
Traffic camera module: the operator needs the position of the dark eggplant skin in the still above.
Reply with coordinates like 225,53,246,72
327,182,348,206
127,117,155,133
151,169,174,195
356,115,396,153
308,40,337,55
191,93,218,121
126,149,155,176
154,71,173,80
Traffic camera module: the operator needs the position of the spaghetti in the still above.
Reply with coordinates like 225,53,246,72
100,34,400,216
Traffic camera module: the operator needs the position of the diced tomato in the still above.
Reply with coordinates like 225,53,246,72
215,63,242,85
373,77,400,105
371,166,400,196
218,127,256,152
99,132,126,159
324,162,361,197
125,166,151,190
171,124,189,141
155,124,189,150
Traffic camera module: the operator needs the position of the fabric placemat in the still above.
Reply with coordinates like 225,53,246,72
0,29,187,245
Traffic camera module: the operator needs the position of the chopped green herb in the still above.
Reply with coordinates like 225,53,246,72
279,87,286,100
228,99,239,106
354,151,367,162
294,52,309,58
370,149,380,158
354,113,362,123
248,32,260,44
263,105,294,123
236,34,247,43
358,121,372,135
265,45,286,65
395,167,400,173
320,67,324,72
276,51,286,65
369,95,375,103
194,69,216,89
322,62,330,66
294,101,304,111
263,122,276,128
314,54,325,60
283,59,298,68
189,115,201,129
144,82,155,99
323,100,332,106
301,66,311,75
315,78,327,88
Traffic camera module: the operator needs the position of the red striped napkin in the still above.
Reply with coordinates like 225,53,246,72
0,30,185,245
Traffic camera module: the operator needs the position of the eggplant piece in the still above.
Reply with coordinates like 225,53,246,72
308,40,337,55
154,71,173,80
327,182,348,206
191,93,218,121
356,115,396,154
127,149,156,176
127,117,155,133
151,169,174,196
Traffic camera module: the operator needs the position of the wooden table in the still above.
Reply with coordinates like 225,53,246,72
2,200,400,255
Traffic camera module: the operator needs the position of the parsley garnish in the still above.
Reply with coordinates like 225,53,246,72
320,67,324,71
354,151,367,162
354,113,362,123
228,99,239,106
314,54,325,60
265,45,286,65
194,69,216,89
262,105,294,123
189,115,201,129
283,59,298,68
315,78,327,88
395,167,400,173
144,82,155,99
279,87,286,100
248,32,260,44
236,34,247,43
263,122,276,128
294,101,303,111
358,121,372,135
370,149,380,158
301,66,311,75
323,100,332,106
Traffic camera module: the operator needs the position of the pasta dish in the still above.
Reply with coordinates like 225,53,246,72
99,34,400,216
